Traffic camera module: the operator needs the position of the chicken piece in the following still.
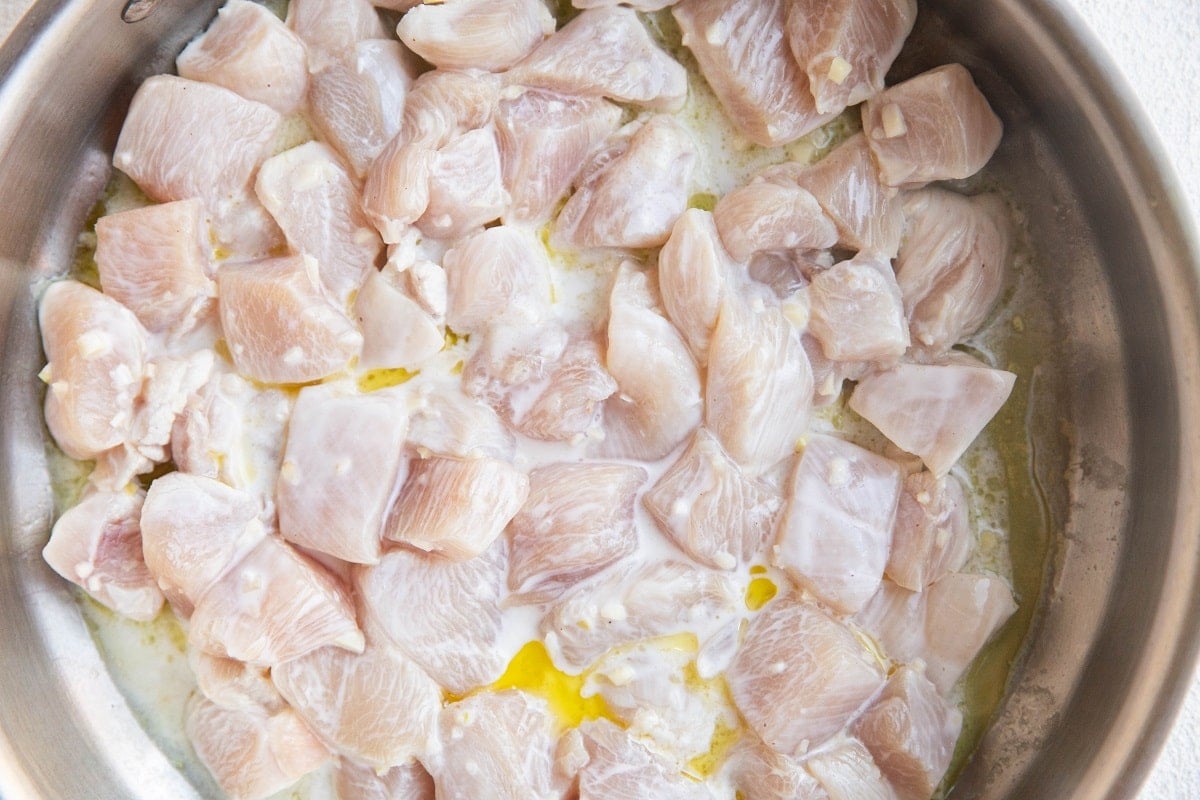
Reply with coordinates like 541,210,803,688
417,126,509,240
397,0,554,72
93,199,215,339
217,255,362,385
443,225,552,332
514,337,619,442
186,694,329,800
543,560,741,672
775,433,902,613
362,141,435,244
803,330,870,407
508,462,644,603
495,88,623,225
122,350,216,476
644,428,782,570
749,250,818,299
39,280,147,461
189,535,364,665
852,578,926,664
176,0,308,114
804,739,899,800
335,759,435,800
554,116,696,250
353,262,445,371
393,255,448,322
853,665,962,800
785,0,917,115
509,7,688,112
600,263,703,461
256,142,382,304
712,180,838,262
405,384,517,460
576,718,714,800
887,471,971,591
430,691,566,800
657,209,741,365
848,360,1016,476
190,651,284,713
726,597,885,756
42,489,162,621
400,69,504,146
287,0,388,70
461,316,570,409
355,538,508,695
863,64,1004,188
278,384,409,564
674,0,833,146
895,189,1012,353
808,255,909,362
725,737,828,800
782,133,902,256
274,641,440,768
384,456,529,561
308,40,416,177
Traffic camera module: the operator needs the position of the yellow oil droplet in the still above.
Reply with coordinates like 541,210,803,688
685,718,742,779
488,641,616,730
450,360,464,375
443,329,465,350
357,367,417,392
688,192,718,211
745,576,778,611
212,338,233,365
749,564,768,575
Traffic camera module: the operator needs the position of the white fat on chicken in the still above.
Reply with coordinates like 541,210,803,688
804,739,899,800
334,759,435,800
396,0,555,72
848,359,1016,476
42,489,163,621
176,0,309,114
775,433,902,613
712,180,838,263
286,0,387,71
808,254,909,363
354,262,445,371
575,718,716,800
507,462,644,603
888,471,972,591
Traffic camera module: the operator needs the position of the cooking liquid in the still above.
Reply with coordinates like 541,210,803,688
51,3,1055,798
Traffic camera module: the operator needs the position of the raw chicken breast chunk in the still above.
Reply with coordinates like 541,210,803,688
887,470,972,591
287,0,387,70
725,737,828,800
190,650,284,713
712,179,838,262
657,208,741,365
863,64,1003,188
416,125,509,239
443,225,553,332
575,718,715,800
808,254,909,362
335,759,435,800
775,433,903,613
354,262,445,371
404,384,517,460
396,0,555,72
805,739,899,800
176,0,309,114
510,337,619,443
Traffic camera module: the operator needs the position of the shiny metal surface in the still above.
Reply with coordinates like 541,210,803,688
0,1,1198,798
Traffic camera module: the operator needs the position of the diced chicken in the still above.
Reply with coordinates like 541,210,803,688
417,126,509,239
405,384,517,460
783,133,903,256
216,255,362,384
887,471,972,591
895,189,1012,353
848,360,1016,476
726,597,885,756
706,297,814,475
508,7,688,111
42,489,162,621
176,0,309,114
599,263,703,461
443,225,552,332
495,88,623,224
362,141,436,244
278,384,409,564
397,0,555,72
355,538,508,695
785,0,917,115
384,456,529,560
508,462,644,602
461,317,569,409
803,330,870,407
808,255,909,362
543,560,741,672
190,651,284,713
354,263,445,371
287,0,388,71
400,69,504,146
674,0,833,146
554,116,696,250
725,737,828,800
513,337,619,443
256,142,382,304
391,254,448,322
804,739,899,800
186,694,329,800
93,199,215,339
863,64,1003,188
189,535,364,666
308,40,416,177
39,280,147,461
576,718,714,800
657,209,741,365
273,641,440,768
713,180,838,262
775,433,902,613
335,759,435,800
749,250,820,299
430,691,567,800
644,428,782,570
853,665,962,800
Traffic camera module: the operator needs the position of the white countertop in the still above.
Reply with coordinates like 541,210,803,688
1,0,1198,797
